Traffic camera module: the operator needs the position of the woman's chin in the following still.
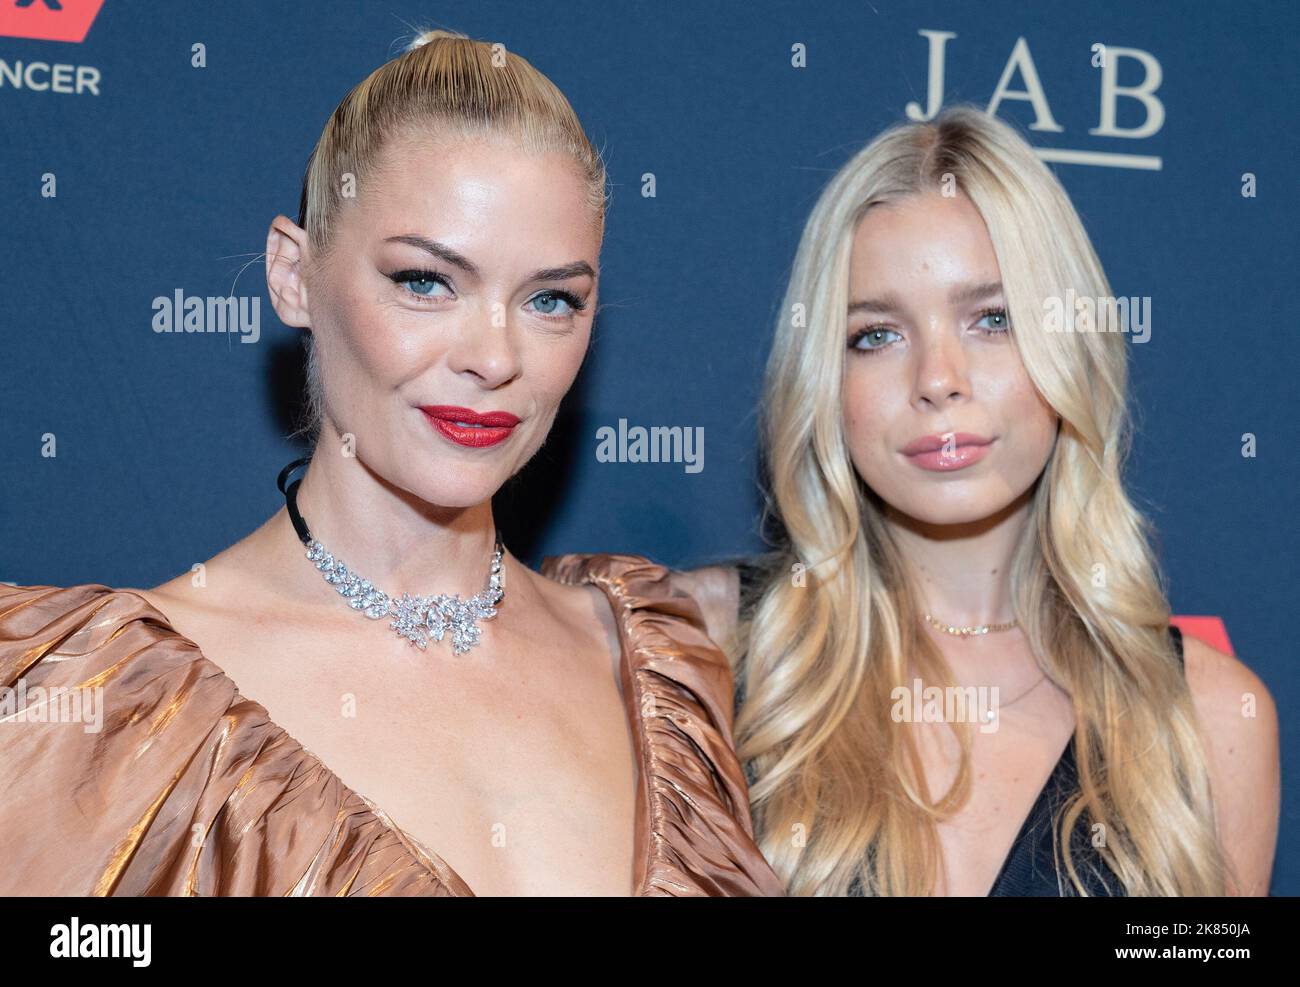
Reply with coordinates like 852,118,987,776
411,476,508,510
887,491,1014,529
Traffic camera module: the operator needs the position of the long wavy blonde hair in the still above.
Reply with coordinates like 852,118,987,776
736,105,1227,896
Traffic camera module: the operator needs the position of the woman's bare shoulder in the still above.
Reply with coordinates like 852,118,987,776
121,554,247,626
1181,632,1280,895
119,535,289,644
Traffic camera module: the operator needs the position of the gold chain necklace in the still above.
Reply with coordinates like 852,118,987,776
922,612,1019,638
922,612,1043,721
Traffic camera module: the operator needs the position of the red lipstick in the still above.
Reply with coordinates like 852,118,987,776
419,405,521,448
900,432,994,472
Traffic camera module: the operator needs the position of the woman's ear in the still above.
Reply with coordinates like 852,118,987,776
265,215,312,329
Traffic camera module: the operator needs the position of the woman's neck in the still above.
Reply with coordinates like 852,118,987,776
882,489,1033,629
276,450,502,604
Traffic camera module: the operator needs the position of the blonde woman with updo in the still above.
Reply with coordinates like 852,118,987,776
0,30,783,898
681,106,1279,896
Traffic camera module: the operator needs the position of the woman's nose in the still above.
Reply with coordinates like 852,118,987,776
447,301,523,388
911,327,971,409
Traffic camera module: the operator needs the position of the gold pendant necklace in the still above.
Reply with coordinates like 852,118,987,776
921,612,1040,722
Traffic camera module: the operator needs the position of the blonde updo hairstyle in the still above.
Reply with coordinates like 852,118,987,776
289,28,608,443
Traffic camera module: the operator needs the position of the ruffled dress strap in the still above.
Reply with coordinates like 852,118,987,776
540,553,785,896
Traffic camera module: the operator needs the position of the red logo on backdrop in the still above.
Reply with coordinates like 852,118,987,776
0,0,104,43
1171,615,1235,657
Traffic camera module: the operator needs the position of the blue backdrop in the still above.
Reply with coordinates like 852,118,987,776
1,0,1294,893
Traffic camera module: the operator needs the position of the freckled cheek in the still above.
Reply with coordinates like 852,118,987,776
843,373,898,459
981,368,1059,455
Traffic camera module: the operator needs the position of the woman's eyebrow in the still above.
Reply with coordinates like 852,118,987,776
385,235,480,276
847,291,905,316
526,261,596,283
382,235,595,283
948,280,1004,305
848,281,1004,316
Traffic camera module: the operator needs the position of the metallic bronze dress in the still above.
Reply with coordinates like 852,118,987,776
0,553,784,896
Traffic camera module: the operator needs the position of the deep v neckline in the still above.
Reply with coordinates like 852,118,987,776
123,579,651,898
983,730,1076,896
983,626,1184,897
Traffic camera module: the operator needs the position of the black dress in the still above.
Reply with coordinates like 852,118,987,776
982,624,1185,897
731,561,1186,896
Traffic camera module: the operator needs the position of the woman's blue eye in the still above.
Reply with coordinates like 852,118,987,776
528,291,584,317
391,270,453,299
975,309,1010,332
851,327,900,351
405,276,450,298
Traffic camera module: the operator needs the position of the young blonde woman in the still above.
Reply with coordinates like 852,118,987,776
0,30,783,898
681,106,1279,896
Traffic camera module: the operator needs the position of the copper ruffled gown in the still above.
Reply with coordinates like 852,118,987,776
0,553,784,896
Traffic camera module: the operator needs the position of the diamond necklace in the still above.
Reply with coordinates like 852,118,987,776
276,458,505,655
